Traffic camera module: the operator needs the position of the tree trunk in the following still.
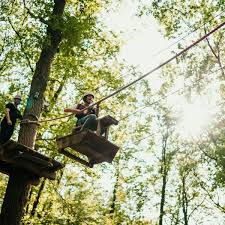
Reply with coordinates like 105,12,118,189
25,187,33,214
0,1,66,224
109,172,119,216
181,176,188,225
159,170,167,225
0,169,30,225
159,135,169,225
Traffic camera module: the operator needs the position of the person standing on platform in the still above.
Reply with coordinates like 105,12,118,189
0,94,23,144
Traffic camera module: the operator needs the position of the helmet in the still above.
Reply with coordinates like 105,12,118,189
83,92,94,102
14,94,22,100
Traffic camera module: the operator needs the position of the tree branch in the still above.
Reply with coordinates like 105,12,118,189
187,197,206,220
197,143,217,161
200,182,225,213
7,17,34,73
204,28,225,79
22,0,49,26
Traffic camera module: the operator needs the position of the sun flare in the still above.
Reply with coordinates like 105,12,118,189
177,100,214,139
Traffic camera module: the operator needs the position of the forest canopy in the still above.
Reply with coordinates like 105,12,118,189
0,0,225,224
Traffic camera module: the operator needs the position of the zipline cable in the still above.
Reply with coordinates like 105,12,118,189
117,66,225,122
23,20,225,124
93,11,225,93
91,20,225,107
36,67,225,142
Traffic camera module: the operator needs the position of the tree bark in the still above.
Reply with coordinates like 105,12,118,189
0,169,30,225
159,134,169,225
109,172,119,216
25,187,33,214
0,1,66,224
181,176,188,225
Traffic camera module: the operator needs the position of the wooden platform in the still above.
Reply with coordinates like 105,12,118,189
56,129,119,168
0,140,64,180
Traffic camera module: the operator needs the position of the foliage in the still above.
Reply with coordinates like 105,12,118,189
0,0,225,224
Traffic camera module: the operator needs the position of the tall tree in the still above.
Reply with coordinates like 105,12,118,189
0,0,129,224
0,1,66,224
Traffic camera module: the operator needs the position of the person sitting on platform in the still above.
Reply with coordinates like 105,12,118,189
0,94,23,144
64,93,98,132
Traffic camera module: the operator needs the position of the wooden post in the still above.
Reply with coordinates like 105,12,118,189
0,1,66,224
0,169,31,225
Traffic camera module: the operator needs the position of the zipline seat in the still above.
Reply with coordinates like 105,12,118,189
56,115,119,168
0,140,64,181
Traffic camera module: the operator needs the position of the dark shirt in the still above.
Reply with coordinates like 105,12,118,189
75,104,97,120
1,103,22,126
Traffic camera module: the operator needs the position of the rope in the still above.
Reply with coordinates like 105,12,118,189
92,11,225,94
91,20,225,107
117,66,225,122
22,20,225,124
21,112,74,124
30,67,224,142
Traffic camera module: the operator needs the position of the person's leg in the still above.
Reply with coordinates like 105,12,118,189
82,114,97,131
0,124,14,144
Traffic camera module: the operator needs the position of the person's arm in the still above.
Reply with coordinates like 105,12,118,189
64,108,82,114
5,108,12,125
64,104,86,114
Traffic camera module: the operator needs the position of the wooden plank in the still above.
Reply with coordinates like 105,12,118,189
4,140,64,170
0,160,11,176
59,138,105,165
3,140,29,152
0,144,4,160
17,149,63,171
56,130,85,149
82,140,108,162
0,140,64,178
50,160,64,171
76,143,105,163
57,129,119,164
10,157,56,180
68,130,108,159
96,119,102,136
96,116,118,140
57,126,120,166
13,153,53,168
84,131,119,160
1,141,24,159
4,155,48,172
59,148,92,168
0,159,41,185
72,125,82,133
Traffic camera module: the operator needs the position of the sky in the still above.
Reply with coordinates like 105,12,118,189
101,0,170,72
